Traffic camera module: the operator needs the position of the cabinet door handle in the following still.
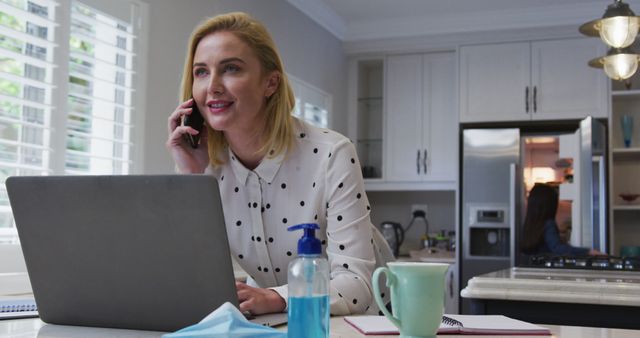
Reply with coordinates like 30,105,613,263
416,150,421,174
525,86,529,113
533,86,537,113
423,149,428,174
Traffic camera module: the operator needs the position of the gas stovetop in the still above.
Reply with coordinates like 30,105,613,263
527,255,640,271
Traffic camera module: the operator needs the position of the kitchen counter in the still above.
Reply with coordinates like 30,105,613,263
462,267,640,306
409,248,456,264
461,267,640,329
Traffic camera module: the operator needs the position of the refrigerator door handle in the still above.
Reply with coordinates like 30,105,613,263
509,163,517,267
416,149,421,174
597,156,607,251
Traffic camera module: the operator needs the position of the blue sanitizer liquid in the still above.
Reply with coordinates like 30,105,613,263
287,295,329,338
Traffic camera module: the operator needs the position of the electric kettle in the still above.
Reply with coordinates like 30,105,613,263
380,221,405,257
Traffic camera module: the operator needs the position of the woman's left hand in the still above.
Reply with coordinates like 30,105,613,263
236,281,286,315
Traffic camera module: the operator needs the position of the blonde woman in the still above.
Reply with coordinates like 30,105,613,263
167,12,392,316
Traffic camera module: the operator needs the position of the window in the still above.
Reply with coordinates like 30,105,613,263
66,1,135,175
0,0,146,243
289,75,332,128
0,0,56,242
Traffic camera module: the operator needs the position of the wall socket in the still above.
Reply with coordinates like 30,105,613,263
411,204,428,215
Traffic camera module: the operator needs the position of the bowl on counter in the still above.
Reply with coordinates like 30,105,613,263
619,193,640,203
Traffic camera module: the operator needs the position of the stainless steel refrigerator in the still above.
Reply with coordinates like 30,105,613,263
459,116,608,313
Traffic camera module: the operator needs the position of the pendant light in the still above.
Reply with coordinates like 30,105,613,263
588,47,640,80
581,1,640,82
580,0,640,48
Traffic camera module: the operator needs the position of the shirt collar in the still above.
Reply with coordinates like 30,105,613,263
227,147,286,186
227,118,304,186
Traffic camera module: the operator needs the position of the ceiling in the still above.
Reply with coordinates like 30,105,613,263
286,0,640,42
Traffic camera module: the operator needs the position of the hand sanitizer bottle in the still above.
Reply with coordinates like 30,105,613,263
287,223,330,338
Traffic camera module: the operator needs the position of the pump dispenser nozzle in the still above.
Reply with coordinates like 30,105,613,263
287,223,321,255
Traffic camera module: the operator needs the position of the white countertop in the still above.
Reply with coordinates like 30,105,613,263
2,317,640,338
461,267,640,306
408,248,456,264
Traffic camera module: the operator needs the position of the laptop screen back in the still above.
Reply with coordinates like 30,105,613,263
7,175,237,332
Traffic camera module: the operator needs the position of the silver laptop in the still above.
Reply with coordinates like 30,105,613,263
7,175,286,332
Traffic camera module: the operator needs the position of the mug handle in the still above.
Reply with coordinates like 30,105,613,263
372,267,400,329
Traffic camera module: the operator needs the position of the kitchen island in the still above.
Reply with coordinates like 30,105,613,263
461,267,640,329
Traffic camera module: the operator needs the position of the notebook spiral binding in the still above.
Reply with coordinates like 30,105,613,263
442,315,464,327
0,303,38,313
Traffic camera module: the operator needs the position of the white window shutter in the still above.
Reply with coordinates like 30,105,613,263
0,0,58,240
65,1,135,175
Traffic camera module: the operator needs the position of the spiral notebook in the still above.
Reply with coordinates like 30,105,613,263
0,297,38,320
344,314,551,335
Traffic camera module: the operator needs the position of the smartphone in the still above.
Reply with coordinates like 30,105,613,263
183,98,205,148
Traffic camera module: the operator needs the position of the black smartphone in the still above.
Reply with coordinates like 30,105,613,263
183,98,205,148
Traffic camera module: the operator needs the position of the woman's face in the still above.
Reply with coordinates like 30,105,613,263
191,31,278,134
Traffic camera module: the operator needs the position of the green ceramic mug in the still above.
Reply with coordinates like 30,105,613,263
373,262,449,338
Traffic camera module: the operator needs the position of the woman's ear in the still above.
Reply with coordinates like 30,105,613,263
265,71,280,98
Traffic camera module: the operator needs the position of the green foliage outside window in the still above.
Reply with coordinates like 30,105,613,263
70,36,94,55
0,100,19,118
0,11,23,31
68,114,90,133
70,57,94,76
0,57,21,75
0,79,19,97
69,75,90,87
66,134,88,152
0,34,22,53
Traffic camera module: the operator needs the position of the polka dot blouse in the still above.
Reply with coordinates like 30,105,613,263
207,118,391,315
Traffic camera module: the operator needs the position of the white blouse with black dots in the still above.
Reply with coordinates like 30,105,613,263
207,118,392,315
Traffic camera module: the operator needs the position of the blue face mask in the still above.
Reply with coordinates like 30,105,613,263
163,302,286,338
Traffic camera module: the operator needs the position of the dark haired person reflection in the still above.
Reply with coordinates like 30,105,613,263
521,183,603,256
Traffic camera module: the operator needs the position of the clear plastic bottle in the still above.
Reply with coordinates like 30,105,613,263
287,223,330,338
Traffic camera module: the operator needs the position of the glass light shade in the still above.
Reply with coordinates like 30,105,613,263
603,53,639,80
598,16,640,48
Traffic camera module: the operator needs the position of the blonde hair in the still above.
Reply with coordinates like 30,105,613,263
180,12,295,166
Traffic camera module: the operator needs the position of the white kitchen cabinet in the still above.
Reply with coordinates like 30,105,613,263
459,42,530,122
385,52,457,184
460,38,608,123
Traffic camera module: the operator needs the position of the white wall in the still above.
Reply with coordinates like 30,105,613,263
142,0,348,173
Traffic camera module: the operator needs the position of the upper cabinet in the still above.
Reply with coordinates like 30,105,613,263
459,38,608,123
349,52,457,190
385,52,457,184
